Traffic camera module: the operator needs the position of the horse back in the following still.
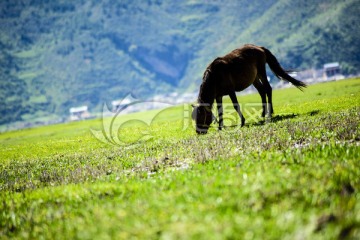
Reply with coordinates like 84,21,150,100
211,45,266,94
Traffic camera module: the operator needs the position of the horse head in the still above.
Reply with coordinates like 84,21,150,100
191,104,216,134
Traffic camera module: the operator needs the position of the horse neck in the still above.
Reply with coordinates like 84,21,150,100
198,75,215,108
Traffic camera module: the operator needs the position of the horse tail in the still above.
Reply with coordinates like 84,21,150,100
263,47,307,91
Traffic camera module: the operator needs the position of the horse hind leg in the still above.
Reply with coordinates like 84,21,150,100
258,66,273,117
253,78,267,117
263,80,273,117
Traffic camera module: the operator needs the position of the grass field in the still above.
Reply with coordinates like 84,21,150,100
1,78,359,239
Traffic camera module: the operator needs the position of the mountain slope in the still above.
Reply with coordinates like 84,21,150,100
228,0,360,71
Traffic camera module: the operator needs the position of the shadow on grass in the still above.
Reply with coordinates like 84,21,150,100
307,110,320,116
222,110,321,129
249,113,298,127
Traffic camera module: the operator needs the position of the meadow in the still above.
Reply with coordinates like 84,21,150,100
0,78,359,239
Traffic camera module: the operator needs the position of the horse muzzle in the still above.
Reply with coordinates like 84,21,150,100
196,125,209,134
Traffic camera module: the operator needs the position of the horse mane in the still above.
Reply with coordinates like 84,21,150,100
197,69,210,103
197,60,220,108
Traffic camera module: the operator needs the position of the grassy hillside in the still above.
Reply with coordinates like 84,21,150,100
0,0,359,127
0,78,359,239
230,0,360,71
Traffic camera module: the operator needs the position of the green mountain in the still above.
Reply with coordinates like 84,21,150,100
0,0,359,127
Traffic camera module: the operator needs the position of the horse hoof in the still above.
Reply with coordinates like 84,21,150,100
241,118,246,127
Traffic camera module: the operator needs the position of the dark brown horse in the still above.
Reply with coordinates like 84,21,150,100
192,44,306,134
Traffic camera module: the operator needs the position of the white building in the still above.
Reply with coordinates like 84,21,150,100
323,62,344,80
69,106,90,121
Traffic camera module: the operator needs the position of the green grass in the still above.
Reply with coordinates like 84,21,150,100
0,78,360,239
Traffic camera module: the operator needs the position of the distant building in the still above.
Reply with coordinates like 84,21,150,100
69,106,90,121
323,62,343,80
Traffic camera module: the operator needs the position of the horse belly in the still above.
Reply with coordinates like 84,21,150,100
232,70,257,91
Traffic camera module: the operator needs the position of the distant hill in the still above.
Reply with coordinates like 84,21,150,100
0,0,359,128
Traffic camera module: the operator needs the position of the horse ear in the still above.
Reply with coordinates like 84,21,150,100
191,104,197,109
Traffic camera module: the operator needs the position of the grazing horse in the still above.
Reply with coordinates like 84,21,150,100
192,44,306,134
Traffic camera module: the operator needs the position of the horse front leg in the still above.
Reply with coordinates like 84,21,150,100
229,92,245,127
216,96,224,130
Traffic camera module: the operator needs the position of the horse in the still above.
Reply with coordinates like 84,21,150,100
192,44,306,134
